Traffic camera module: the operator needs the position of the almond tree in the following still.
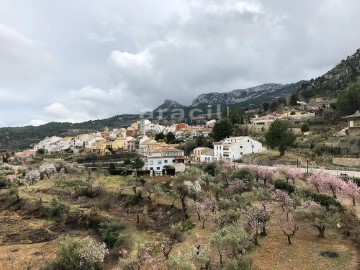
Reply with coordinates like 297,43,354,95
39,163,57,178
226,178,249,195
272,189,293,212
307,173,324,193
288,168,303,185
341,180,360,206
322,174,343,199
244,201,273,245
190,197,218,229
160,237,175,260
279,166,303,185
257,166,273,187
25,169,41,185
125,244,155,270
279,211,298,245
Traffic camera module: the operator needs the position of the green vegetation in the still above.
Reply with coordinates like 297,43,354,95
265,120,296,156
274,179,295,194
336,83,360,116
211,118,234,141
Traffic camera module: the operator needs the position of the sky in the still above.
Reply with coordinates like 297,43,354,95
1,0,360,126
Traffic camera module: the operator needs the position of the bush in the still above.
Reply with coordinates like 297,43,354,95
125,192,143,207
301,191,343,210
0,177,10,189
223,256,254,270
274,180,295,194
170,220,195,243
50,198,70,219
43,236,107,270
98,221,128,249
74,184,106,199
203,162,220,176
301,123,310,132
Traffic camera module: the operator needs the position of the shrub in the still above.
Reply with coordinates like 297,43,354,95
223,256,254,270
301,191,343,210
169,220,195,243
274,180,295,194
44,236,107,270
0,177,10,189
50,198,70,219
300,123,310,132
231,168,255,187
74,184,106,199
203,162,220,176
125,192,143,207
98,221,128,249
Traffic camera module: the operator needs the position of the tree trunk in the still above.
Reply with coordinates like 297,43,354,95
219,252,223,268
202,219,206,229
330,186,337,198
253,234,259,246
180,196,188,219
317,226,325,238
279,146,286,157
261,225,267,236
353,197,356,206
196,211,201,221
287,235,292,245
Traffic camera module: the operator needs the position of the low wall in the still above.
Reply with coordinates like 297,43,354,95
332,157,360,167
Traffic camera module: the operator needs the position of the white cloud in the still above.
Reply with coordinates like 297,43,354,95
0,23,54,86
2,0,360,125
26,120,47,126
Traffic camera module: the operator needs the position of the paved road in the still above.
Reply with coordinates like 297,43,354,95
234,163,360,179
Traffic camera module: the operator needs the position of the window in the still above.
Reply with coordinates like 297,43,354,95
247,140,249,142
240,152,243,155
173,159,176,162
157,167,160,170
240,146,243,148
149,161,153,165
150,167,153,170
164,160,168,163
158,160,162,164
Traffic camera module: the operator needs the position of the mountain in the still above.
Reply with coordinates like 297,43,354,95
0,114,139,151
154,99,185,111
299,49,360,99
192,82,306,107
3,49,360,151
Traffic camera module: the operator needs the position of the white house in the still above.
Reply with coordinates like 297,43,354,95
213,136,263,161
142,147,185,175
139,119,151,134
34,136,64,153
200,148,215,163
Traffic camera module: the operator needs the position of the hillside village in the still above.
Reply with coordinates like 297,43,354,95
1,47,360,270
8,102,324,174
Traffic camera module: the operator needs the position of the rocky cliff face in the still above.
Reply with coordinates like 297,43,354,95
299,48,360,98
192,82,305,106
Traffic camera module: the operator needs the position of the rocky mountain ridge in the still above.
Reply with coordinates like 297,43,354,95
299,48,360,99
192,82,306,106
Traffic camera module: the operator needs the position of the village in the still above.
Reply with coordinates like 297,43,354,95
6,100,334,178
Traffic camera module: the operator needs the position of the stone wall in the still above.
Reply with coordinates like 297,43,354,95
332,157,360,167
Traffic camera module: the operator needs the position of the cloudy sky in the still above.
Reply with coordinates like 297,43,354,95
1,0,360,126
